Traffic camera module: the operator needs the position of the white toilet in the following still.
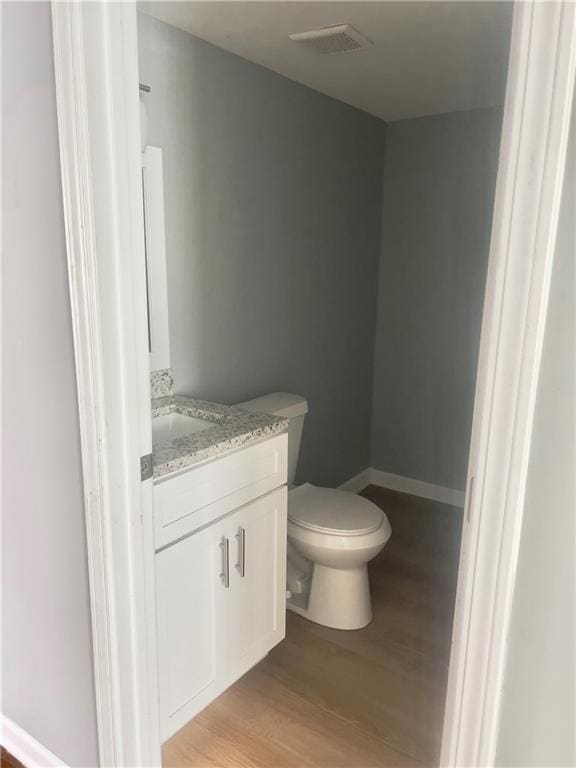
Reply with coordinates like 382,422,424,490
237,393,392,630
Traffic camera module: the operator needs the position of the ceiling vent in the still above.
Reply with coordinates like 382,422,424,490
289,24,373,55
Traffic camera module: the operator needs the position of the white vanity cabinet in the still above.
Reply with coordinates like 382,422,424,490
154,434,288,742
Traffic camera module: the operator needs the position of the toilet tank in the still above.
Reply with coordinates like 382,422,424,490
236,392,308,486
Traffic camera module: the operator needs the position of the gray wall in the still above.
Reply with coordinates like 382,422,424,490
495,96,575,768
371,108,502,491
138,14,386,487
1,3,99,765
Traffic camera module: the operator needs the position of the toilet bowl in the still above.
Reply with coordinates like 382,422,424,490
237,392,392,631
287,483,391,629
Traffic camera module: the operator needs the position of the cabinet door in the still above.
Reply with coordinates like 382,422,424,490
155,516,230,741
227,486,287,679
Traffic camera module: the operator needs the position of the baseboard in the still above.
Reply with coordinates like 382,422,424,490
1,716,68,768
338,469,373,493
368,469,465,507
339,468,465,508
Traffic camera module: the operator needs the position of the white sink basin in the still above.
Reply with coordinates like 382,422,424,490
152,412,213,444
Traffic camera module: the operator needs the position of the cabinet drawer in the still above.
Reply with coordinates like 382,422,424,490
153,434,288,548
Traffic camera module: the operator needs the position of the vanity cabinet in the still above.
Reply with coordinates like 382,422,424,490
154,436,288,742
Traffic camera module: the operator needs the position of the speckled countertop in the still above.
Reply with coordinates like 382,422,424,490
151,394,288,480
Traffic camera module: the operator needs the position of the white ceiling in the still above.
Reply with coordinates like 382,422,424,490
140,2,512,122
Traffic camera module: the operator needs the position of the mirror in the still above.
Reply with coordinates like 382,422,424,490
142,144,170,372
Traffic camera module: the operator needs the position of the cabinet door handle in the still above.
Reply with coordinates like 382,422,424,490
235,527,246,578
219,537,230,588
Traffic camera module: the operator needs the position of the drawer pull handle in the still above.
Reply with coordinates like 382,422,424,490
235,527,246,578
219,537,230,588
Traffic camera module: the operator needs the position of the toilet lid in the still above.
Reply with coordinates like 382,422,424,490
288,484,384,535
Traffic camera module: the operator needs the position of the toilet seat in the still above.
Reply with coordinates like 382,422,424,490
288,483,384,536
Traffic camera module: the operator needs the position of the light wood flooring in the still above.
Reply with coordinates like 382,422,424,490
163,485,463,768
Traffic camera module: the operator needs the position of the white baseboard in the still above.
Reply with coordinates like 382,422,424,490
338,468,373,493
339,468,465,508
369,469,466,507
1,716,68,768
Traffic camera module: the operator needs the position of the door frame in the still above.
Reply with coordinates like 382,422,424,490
52,3,160,765
441,4,575,764
51,2,575,767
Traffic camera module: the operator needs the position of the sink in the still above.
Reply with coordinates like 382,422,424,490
152,412,213,444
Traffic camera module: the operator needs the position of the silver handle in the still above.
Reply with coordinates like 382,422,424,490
219,537,229,588
235,527,246,578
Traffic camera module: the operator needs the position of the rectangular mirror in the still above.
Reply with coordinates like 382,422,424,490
142,144,170,372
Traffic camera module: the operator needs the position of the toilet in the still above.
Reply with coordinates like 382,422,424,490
237,393,392,630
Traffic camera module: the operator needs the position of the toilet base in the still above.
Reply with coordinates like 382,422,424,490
287,563,373,630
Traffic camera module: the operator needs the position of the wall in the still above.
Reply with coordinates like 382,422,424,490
1,3,99,765
495,94,575,768
138,14,386,487
371,108,502,491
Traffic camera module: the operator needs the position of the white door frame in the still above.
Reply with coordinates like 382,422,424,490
441,3,575,765
52,3,160,765
51,2,575,767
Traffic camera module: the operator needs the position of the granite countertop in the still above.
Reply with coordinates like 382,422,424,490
151,394,288,480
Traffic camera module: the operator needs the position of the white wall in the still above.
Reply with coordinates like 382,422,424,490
1,3,99,765
495,94,575,767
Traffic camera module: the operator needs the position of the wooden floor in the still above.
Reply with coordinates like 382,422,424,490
0,749,24,768
163,486,463,768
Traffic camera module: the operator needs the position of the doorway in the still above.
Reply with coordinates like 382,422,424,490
51,2,576,766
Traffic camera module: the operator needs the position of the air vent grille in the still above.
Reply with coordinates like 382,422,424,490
289,24,373,55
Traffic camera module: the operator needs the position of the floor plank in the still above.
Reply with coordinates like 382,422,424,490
163,485,462,768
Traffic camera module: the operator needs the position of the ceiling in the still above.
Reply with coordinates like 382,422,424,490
140,2,512,122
